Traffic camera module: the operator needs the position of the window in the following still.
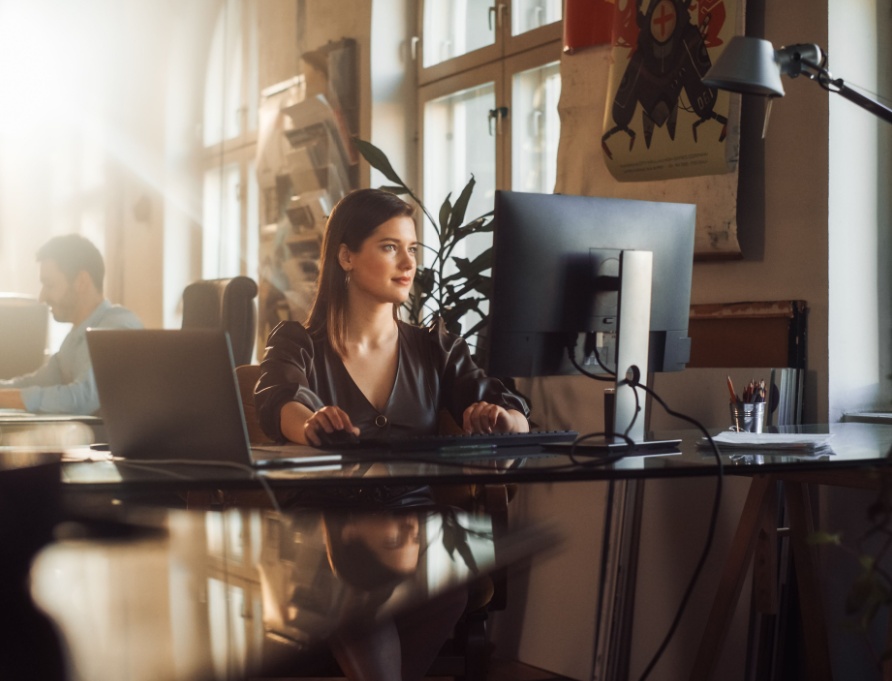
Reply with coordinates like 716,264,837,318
202,0,260,285
417,1,563,336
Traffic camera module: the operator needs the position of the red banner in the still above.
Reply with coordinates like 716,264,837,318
564,0,615,53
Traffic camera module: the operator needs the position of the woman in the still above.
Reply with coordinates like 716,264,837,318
320,502,474,681
255,187,530,446
255,188,528,681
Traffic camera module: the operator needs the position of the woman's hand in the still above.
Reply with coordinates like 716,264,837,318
462,402,530,435
281,402,359,446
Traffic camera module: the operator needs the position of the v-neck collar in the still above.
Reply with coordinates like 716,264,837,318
336,322,403,415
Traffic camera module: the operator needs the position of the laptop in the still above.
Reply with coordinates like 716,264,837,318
86,328,340,468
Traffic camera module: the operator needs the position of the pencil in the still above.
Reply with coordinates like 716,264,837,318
727,375,738,403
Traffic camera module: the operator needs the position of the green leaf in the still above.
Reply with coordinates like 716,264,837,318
454,213,495,239
353,138,405,187
455,535,479,574
462,316,490,338
351,140,496,344
475,275,492,298
442,312,463,336
379,185,411,196
808,530,842,546
438,195,453,243
858,554,876,571
447,175,476,235
443,527,456,555
415,267,435,289
452,249,493,278
845,574,879,614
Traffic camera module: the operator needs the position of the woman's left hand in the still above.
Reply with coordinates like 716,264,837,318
462,402,529,434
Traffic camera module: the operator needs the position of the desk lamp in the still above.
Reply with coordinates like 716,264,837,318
702,35,892,128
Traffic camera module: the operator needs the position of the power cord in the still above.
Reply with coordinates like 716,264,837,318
565,342,725,680
627,380,723,681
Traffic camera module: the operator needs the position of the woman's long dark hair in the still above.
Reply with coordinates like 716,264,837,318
306,188,416,356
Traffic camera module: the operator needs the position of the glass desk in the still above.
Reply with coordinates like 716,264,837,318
1,451,558,681
7,422,892,681
53,422,892,499
0,411,101,449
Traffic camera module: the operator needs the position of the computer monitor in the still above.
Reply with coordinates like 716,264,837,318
486,190,696,443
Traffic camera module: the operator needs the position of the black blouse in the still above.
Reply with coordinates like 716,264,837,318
254,320,529,443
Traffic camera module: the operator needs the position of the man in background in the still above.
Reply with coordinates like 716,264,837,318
0,234,142,414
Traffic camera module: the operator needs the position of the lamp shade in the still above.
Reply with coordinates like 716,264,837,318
702,35,785,97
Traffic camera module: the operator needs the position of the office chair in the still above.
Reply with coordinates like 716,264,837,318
181,276,258,366
0,295,49,379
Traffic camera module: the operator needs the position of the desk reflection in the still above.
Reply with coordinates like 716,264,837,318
29,499,511,681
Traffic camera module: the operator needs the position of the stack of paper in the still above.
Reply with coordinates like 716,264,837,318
699,432,834,452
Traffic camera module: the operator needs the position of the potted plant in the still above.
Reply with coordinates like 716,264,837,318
810,472,892,670
352,138,494,359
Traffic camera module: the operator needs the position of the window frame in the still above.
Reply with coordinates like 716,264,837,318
416,1,563,199
200,0,259,282
417,1,562,88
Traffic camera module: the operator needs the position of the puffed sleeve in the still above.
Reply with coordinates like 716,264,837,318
255,322,326,442
427,320,530,426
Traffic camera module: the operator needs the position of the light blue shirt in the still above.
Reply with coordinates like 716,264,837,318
0,300,143,414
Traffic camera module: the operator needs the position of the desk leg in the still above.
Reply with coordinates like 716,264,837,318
785,483,832,681
886,608,892,681
690,475,776,681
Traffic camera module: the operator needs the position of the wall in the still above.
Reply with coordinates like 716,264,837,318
828,0,891,417
819,2,891,678
691,1,829,424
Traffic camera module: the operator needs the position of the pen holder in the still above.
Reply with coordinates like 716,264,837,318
730,401,765,433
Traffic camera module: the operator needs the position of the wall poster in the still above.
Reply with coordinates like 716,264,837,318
601,0,743,182
557,0,745,259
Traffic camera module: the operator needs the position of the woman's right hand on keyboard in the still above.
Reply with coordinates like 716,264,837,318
462,402,530,435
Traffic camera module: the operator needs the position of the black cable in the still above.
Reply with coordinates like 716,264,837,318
564,342,725,679
567,341,642,458
627,379,724,681
567,334,615,382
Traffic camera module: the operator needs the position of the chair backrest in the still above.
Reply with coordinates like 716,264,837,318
0,295,49,379
235,364,273,444
181,277,258,366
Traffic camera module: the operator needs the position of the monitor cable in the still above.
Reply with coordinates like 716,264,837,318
566,341,725,680
626,378,724,681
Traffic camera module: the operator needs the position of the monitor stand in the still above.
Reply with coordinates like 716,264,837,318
575,250,681,455
612,249,652,444
550,249,681,456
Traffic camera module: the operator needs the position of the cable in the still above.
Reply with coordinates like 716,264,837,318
567,341,644,457
567,334,615,382
565,342,725,679
626,380,724,681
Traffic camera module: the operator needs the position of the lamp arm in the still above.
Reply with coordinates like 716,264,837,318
799,57,892,125
824,78,892,125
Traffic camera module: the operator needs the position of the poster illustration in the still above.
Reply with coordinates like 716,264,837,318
601,0,742,182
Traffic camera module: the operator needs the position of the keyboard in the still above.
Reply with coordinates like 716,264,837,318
320,430,578,453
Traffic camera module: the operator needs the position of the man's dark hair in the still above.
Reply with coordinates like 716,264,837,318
36,234,105,292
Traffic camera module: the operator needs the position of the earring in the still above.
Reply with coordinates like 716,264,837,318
345,271,351,287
